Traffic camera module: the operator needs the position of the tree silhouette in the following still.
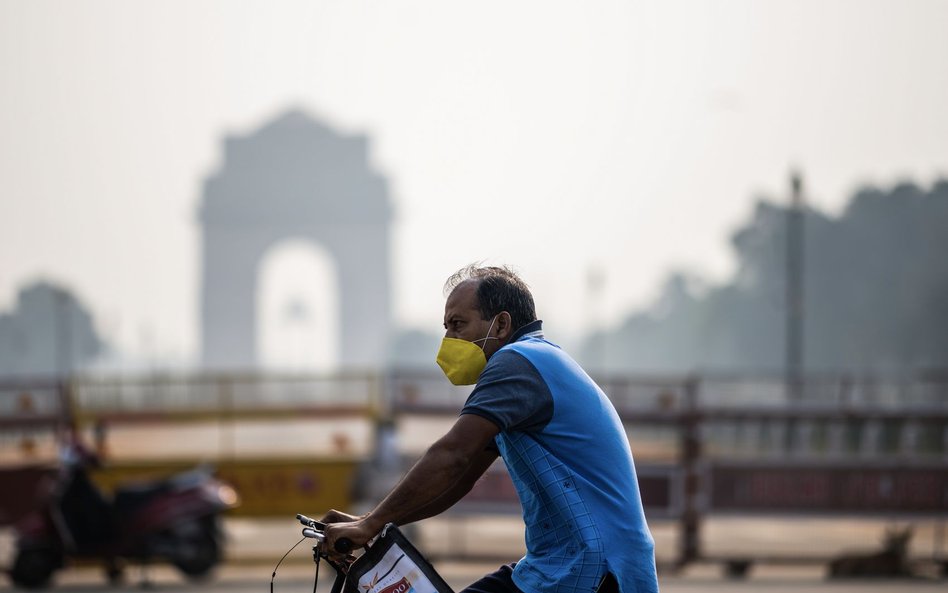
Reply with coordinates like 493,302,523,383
583,179,948,374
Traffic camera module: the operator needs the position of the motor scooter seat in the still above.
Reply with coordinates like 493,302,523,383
113,481,173,515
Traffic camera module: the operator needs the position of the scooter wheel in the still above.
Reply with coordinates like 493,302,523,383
171,530,220,581
104,558,126,585
10,547,61,589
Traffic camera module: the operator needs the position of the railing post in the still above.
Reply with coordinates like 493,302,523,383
218,375,235,459
677,375,702,570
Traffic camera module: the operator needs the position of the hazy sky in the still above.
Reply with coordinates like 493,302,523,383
1,1,946,366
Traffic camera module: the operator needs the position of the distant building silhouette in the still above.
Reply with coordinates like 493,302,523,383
582,179,948,375
198,109,393,370
0,281,102,377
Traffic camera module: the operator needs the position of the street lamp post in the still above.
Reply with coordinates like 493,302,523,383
786,171,805,402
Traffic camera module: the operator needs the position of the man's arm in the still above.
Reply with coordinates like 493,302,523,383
323,414,499,550
398,446,498,524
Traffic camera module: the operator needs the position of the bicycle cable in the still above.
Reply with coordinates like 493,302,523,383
271,536,306,593
311,549,321,593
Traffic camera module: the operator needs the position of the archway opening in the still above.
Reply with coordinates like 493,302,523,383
256,239,339,372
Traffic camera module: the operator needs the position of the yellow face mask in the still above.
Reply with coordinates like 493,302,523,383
435,316,498,385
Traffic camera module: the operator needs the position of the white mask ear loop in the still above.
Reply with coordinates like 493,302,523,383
472,315,500,347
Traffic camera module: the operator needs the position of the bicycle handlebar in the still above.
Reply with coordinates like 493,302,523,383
296,514,325,530
333,537,353,553
297,513,354,553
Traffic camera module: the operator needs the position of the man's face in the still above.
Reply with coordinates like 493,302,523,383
443,280,501,358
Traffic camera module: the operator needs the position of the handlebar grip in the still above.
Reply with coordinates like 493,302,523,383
334,537,353,554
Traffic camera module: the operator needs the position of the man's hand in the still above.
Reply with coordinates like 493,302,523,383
320,509,362,525
321,511,381,559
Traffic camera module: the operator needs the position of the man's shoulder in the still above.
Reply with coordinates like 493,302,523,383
487,338,561,375
502,337,567,370
467,342,555,433
483,344,539,378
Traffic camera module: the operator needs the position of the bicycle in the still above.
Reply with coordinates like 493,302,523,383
269,514,352,593
271,514,452,593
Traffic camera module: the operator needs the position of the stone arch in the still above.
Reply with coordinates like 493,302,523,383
198,110,392,370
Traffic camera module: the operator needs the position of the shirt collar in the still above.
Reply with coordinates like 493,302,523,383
509,319,543,343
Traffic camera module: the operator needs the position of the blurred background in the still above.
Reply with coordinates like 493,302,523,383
0,0,946,589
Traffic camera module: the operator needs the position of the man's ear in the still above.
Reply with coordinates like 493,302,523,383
496,311,514,340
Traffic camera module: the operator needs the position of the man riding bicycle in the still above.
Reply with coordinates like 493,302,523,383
322,265,659,593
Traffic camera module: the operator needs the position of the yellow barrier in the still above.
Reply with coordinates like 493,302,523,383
91,457,358,517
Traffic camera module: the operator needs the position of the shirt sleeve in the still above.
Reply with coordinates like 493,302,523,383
460,348,553,433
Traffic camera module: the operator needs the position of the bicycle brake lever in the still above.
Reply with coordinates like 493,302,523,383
297,514,327,530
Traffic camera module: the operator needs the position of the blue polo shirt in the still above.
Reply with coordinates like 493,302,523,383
461,321,658,593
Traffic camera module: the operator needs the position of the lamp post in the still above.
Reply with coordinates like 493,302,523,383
785,171,805,402
54,287,72,378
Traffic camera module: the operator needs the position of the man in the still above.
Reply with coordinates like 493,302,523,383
323,265,659,593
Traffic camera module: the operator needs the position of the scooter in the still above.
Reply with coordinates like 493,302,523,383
10,439,239,589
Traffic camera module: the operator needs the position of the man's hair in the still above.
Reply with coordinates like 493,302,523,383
444,264,537,332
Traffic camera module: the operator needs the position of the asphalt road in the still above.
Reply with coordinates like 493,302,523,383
1,561,944,593
3,512,946,592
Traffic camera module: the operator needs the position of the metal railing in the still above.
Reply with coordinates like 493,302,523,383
2,370,947,569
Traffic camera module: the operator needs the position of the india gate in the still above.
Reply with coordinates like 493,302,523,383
198,110,392,369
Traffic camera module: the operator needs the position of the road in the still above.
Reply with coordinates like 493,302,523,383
2,516,946,592
2,521,946,593
1,561,944,593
